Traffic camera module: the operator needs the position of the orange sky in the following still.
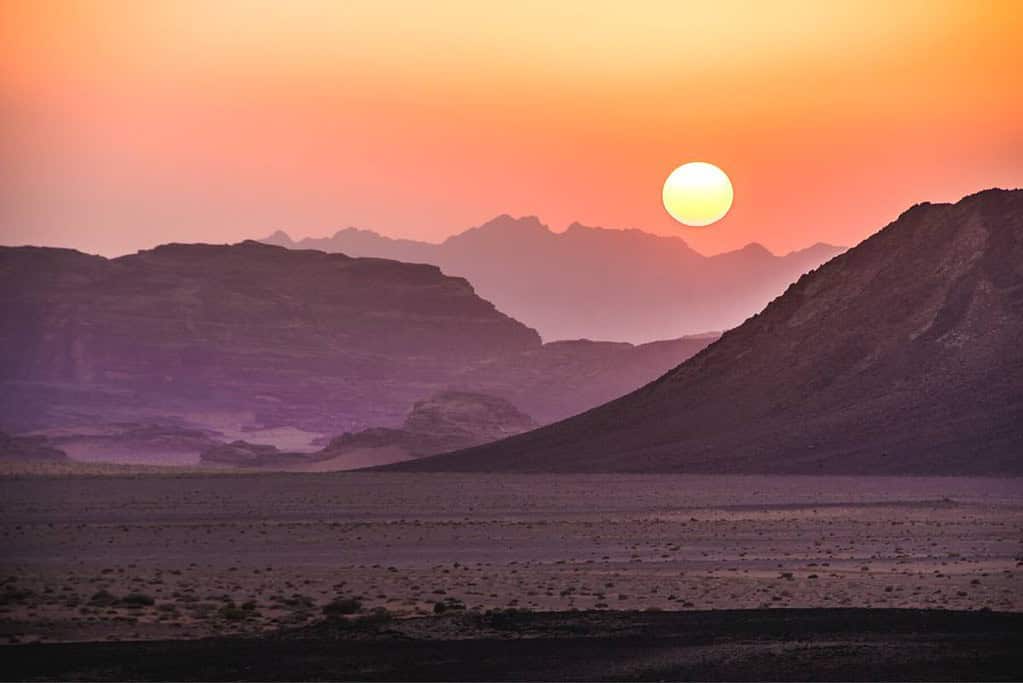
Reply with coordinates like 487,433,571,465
2,0,1021,256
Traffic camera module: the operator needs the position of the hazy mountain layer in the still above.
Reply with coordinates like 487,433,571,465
0,241,715,456
0,241,538,438
263,219,845,343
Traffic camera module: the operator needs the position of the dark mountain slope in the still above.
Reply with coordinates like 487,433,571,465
392,189,1023,475
263,218,845,343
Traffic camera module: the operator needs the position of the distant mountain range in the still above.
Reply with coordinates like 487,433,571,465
262,219,845,343
0,240,715,464
391,189,1023,475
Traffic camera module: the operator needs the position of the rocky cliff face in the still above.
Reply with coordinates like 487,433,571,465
394,189,1023,475
0,241,540,438
1,241,716,463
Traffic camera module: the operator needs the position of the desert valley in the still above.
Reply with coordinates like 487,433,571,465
2,190,1022,680
3,2,1022,678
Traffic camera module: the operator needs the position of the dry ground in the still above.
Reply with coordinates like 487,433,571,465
1,472,1020,644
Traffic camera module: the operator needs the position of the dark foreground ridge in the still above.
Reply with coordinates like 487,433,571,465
6,608,1022,681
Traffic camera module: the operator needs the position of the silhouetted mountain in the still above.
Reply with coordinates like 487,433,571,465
263,227,432,264
263,218,845,342
0,241,716,460
392,189,1023,475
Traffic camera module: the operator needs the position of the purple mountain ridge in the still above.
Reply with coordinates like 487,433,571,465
262,218,845,343
0,240,716,464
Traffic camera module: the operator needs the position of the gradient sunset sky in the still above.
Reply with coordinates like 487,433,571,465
2,0,1021,257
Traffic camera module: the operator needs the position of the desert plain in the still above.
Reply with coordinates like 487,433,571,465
1,470,1019,646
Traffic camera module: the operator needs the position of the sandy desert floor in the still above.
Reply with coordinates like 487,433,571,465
0,472,1020,644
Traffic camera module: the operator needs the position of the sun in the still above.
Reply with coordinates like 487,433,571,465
662,162,734,227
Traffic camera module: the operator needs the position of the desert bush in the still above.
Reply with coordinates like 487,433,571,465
322,597,362,616
89,589,118,606
356,607,393,626
0,587,33,606
218,605,249,621
118,593,155,607
433,598,465,614
278,594,315,609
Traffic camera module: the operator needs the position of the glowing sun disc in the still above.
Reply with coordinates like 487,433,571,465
662,162,734,227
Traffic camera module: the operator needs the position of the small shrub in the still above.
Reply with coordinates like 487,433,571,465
322,597,362,616
356,607,393,626
279,594,315,609
433,598,465,614
218,605,249,621
118,593,155,607
89,590,118,606
0,588,33,606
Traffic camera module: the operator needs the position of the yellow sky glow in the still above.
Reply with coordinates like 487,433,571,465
1,0,1021,256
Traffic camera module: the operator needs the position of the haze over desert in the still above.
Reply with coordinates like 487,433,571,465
2,1,1021,681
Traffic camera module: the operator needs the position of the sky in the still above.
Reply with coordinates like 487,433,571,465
2,0,1021,257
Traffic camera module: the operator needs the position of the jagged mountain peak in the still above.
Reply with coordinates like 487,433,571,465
258,215,842,342
261,230,295,246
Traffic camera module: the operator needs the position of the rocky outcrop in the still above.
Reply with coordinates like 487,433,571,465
393,189,1023,475
202,391,537,469
199,440,309,468
38,423,220,451
324,391,536,460
26,422,223,465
